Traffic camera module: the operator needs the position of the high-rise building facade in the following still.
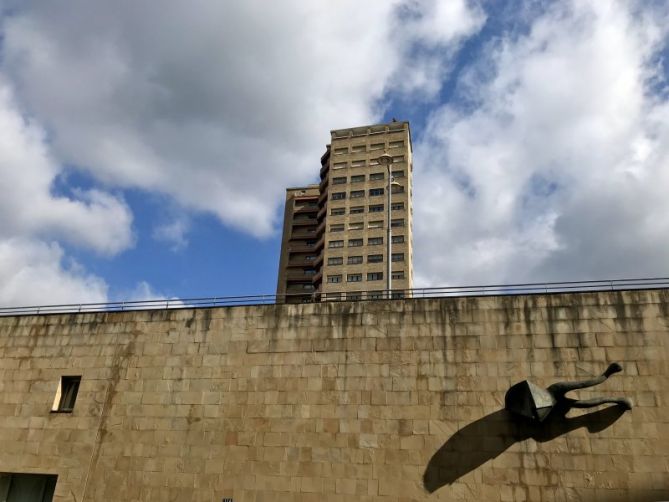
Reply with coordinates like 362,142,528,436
276,121,413,302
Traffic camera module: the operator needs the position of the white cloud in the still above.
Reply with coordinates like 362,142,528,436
152,217,189,252
0,238,107,307
414,0,669,286
1,0,483,238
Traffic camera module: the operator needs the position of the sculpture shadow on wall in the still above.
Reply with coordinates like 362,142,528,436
423,405,627,493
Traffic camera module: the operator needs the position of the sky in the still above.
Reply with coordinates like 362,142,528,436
0,0,667,307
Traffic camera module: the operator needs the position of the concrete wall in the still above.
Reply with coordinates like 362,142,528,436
0,290,667,501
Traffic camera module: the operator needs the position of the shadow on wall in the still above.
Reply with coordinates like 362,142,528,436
423,406,626,494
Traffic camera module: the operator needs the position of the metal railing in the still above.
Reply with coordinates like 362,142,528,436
0,277,668,317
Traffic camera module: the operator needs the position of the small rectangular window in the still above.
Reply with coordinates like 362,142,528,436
391,170,405,178
351,160,366,168
327,275,342,283
391,235,404,244
367,272,383,281
369,291,384,299
330,224,344,232
350,190,365,198
368,254,383,263
350,175,365,183
391,202,404,211
368,237,383,246
391,292,405,299
349,239,363,247
332,176,346,184
328,240,344,248
392,271,405,280
369,204,384,213
351,145,366,153
392,253,405,262
369,188,384,196
389,140,404,148
347,292,362,301
328,257,343,265
368,220,383,229
305,255,317,261
52,376,81,413
331,192,346,200
347,256,363,264
333,162,347,169
370,172,384,181
331,208,345,216
334,148,348,155
391,185,405,193
369,159,379,166
392,155,405,162
391,219,404,228
350,206,364,214
348,222,364,230
370,143,384,151
347,274,362,282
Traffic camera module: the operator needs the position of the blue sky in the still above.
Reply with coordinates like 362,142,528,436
0,0,667,306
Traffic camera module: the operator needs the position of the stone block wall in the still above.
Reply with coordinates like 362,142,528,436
0,289,667,501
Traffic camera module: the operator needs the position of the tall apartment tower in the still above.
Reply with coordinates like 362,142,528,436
276,121,413,302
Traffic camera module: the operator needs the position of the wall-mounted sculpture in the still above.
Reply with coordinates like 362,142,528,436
505,362,632,422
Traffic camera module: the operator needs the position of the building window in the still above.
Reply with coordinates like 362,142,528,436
392,253,405,262
370,172,384,181
347,292,362,301
302,283,315,291
369,291,384,299
325,292,342,301
351,175,365,183
330,224,344,232
334,148,348,155
389,140,404,148
350,190,365,198
347,274,362,282
367,272,383,281
331,192,346,200
368,237,383,246
305,240,316,247
391,292,405,299
348,256,363,265
331,208,345,216
351,145,366,153
327,275,342,283
333,162,347,169
368,254,383,263
391,202,404,211
392,155,405,162
369,204,384,213
348,239,363,247
351,160,366,168
329,240,344,248
349,222,364,231
328,257,343,265
52,376,81,413
392,271,405,280
370,143,384,150
350,206,364,214
305,255,317,261
0,473,58,502
391,170,405,178
368,220,383,229
391,185,404,193
333,176,346,185
391,235,404,244
369,188,384,197
369,159,379,166
304,268,316,276
391,219,405,228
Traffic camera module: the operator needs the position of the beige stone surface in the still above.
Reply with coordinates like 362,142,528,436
0,290,667,501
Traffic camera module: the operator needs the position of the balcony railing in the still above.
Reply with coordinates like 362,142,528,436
1,277,668,316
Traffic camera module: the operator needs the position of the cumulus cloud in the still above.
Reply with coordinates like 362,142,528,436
1,0,483,238
414,0,669,287
0,239,108,307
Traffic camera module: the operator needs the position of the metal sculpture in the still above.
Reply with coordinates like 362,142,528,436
505,362,632,421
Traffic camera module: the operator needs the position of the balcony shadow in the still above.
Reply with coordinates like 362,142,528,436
423,405,626,493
